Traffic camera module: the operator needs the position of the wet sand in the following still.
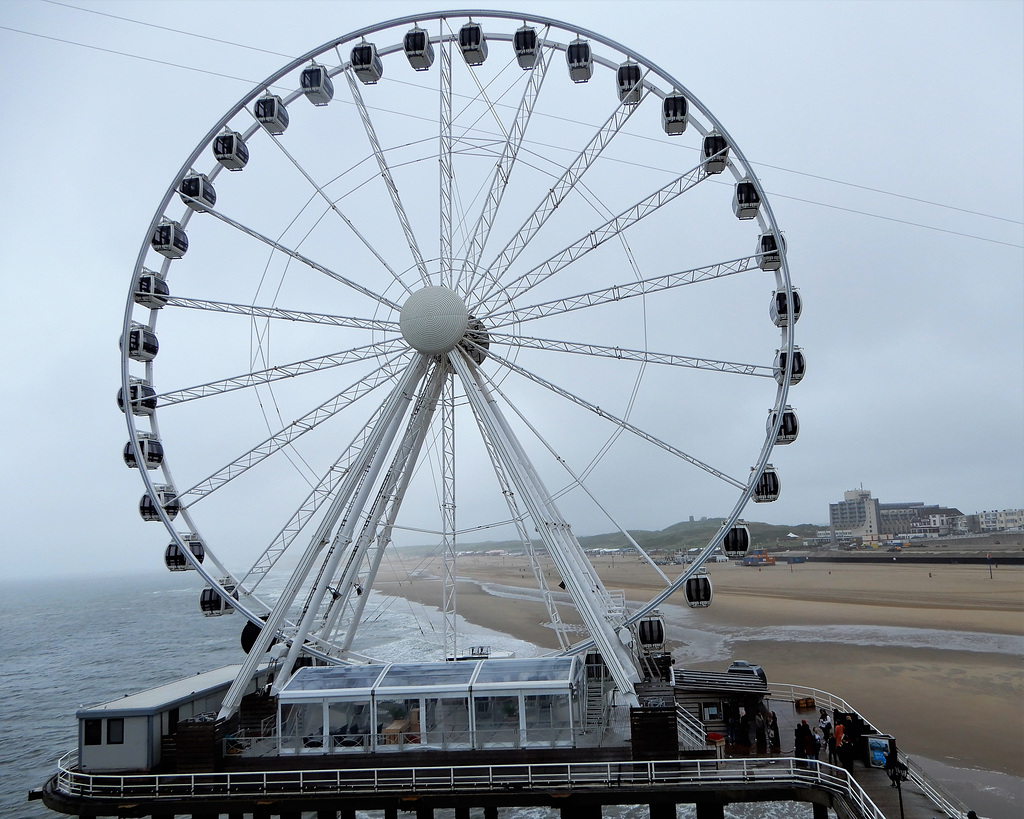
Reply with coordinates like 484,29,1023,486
377,556,1024,777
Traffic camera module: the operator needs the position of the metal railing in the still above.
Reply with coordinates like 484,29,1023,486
675,703,707,751
772,682,969,819
54,751,886,817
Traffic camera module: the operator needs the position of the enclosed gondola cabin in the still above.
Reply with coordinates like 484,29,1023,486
403,27,434,71
702,133,729,174
662,92,688,134
178,172,216,212
459,22,487,65
351,42,383,84
255,93,289,135
151,220,187,260
636,613,666,650
123,434,164,471
684,574,713,608
756,232,786,272
733,179,761,220
134,269,169,309
213,130,249,171
566,38,593,83
300,63,334,105
139,487,180,522
773,348,806,385
117,378,156,416
164,536,205,571
200,583,236,616
241,617,276,654
770,288,801,327
123,324,159,362
752,465,781,503
767,406,799,445
513,25,539,69
722,524,751,557
616,62,643,105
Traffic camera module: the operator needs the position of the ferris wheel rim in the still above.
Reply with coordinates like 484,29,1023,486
120,9,798,671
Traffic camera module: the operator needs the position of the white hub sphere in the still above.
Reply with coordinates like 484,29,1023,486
399,286,470,356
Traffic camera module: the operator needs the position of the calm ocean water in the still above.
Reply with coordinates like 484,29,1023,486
1,572,1017,818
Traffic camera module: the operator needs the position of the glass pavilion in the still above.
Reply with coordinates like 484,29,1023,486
277,657,583,753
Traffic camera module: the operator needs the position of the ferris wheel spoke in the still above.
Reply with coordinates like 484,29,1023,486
481,368,671,586
198,202,402,312
485,255,758,328
439,37,453,286
346,69,431,289
471,89,650,312
489,333,773,378
239,400,392,593
478,159,710,314
239,124,416,299
480,343,746,489
176,352,410,506
154,338,407,406
162,295,399,332
459,41,551,296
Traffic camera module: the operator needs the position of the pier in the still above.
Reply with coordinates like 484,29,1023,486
35,684,968,819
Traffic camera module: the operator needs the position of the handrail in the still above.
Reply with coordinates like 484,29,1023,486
773,682,968,819
675,703,707,750
53,751,885,818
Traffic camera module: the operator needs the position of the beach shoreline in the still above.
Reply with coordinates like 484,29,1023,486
377,557,1024,780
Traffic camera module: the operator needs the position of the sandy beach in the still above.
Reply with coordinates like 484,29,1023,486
377,555,1024,779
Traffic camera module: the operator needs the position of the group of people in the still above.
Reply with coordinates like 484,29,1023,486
795,708,860,770
725,704,863,771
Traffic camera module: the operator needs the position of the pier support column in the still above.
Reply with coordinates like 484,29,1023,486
384,808,398,819
563,805,601,818
696,802,725,819
812,804,829,819
650,804,677,819
416,807,434,819
484,807,499,819
455,808,471,819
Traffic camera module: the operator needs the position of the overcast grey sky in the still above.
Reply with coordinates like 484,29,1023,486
1,0,1021,581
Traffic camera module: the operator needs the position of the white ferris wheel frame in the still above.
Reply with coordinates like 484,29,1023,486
119,9,798,718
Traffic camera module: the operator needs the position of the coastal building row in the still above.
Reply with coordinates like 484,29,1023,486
826,488,1022,544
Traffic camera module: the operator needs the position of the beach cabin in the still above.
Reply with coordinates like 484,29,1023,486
276,657,584,754
76,665,271,772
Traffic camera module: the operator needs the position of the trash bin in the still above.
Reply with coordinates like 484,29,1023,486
865,733,895,768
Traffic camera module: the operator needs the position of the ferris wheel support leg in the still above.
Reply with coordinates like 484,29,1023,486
216,357,429,721
450,350,640,704
272,359,429,693
321,362,447,653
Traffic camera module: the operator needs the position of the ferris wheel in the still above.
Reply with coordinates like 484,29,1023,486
120,10,801,713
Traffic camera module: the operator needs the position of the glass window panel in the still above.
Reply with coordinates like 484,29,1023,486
106,718,124,745
83,719,102,746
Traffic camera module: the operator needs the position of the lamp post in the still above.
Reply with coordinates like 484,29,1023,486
885,751,909,819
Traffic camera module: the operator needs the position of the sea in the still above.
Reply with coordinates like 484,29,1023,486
1,572,1020,819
